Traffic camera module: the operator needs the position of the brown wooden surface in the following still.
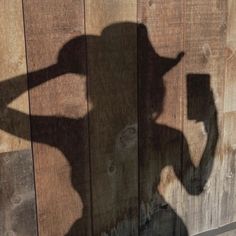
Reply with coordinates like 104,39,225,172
0,0,30,151
1,1,236,235
180,0,227,235
22,0,91,235
85,1,138,235
138,1,184,235
219,0,236,227
0,150,37,236
0,1,37,235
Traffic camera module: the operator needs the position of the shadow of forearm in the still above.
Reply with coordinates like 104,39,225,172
181,111,219,195
0,63,61,107
0,63,66,144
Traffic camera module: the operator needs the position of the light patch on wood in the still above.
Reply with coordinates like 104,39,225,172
8,92,30,115
158,166,177,196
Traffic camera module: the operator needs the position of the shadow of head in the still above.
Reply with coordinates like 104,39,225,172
56,22,184,119
57,22,140,75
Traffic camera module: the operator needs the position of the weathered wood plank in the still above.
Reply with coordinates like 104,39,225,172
0,150,37,236
193,221,236,236
223,0,236,113
22,1,91,235
181,0,226,234
0,0,30,152
220,112,236,226
138,0,185,235
219,0,236,226
0,1,37,235
85,1,138,235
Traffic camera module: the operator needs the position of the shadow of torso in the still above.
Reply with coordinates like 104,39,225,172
1,22,207,236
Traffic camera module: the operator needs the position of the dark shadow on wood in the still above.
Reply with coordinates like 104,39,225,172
138,24,218,236
0,22,218,236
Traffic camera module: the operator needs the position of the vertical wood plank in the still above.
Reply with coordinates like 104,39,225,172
219,0,236,227
85,1,138,235
220,113,236,225
181,0,226,234
138,0,185,235
22,1,91,235
224,0,236,113
0,1,37,235
0,150,37,236
0,0,30,152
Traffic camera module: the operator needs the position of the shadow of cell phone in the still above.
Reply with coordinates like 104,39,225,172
187,74,211,122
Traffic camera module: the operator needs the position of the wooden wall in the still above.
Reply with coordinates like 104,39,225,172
0,0,236,235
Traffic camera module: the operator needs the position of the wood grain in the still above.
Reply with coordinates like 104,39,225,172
0,0,30,152
85,1,138,235
0,1,37,235
0,150,37,236
219,0,236,227
181,0,226,234
22,0,91,235
0,1,234,235
138,0,184,235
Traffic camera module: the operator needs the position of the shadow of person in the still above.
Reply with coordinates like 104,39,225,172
138,25,219,235
0,22,218,236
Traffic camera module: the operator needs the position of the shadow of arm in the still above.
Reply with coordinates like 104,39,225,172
0,64,66,147
0,106,74,148
0,64,62,107
176,111,219,195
